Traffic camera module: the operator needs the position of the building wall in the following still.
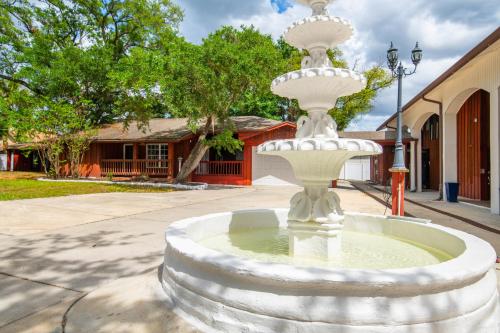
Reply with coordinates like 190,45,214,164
7,150,42,172
371,145,394,186
436,43,499,210
192,124,297,186
371,142,411,188
79,143,102,178
392,38,499,212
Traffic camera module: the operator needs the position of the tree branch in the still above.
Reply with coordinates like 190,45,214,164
0,74,42,94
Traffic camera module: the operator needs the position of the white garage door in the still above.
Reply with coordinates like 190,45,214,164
339,156,371,181
252,148,371,186
252,147,301,186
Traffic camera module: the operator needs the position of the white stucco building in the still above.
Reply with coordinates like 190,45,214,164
379,28,500,214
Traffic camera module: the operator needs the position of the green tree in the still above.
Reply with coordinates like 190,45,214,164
0,0,183,126
331,66,393,130
163,26,284,183
233,38,393,130
0,83,13,152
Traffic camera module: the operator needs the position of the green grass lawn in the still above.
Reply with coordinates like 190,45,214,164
0,172,174,201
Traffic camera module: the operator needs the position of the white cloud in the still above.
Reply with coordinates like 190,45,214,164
346,114,392,131
227,2,308,40
408,13,493,52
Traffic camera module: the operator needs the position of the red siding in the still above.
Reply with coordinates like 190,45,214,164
370,141,411,188
192,124,296,185
7,150,41,172
79,123,296,185
79,143,101,177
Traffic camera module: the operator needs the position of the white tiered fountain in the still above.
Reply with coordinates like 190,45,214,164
258,0,380,261
161,1,499,332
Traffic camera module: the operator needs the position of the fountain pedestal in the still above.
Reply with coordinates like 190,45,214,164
288,220,343,260
287,181,345,260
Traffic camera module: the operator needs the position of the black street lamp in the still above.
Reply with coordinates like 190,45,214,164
387,42,423,170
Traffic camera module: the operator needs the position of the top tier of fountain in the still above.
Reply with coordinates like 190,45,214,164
271,0,366,138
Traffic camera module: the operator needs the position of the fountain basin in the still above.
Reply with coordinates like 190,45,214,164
161,209,499,333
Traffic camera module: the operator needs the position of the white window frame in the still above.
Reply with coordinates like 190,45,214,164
146,144,168,168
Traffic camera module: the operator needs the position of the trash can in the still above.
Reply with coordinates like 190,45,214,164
445,182,459,203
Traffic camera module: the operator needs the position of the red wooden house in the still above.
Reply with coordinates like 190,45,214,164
76,116,296,185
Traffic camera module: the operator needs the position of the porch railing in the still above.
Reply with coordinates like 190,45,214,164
195,161,243,176
101,159,169,176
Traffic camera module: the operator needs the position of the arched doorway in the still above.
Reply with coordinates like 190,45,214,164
420,114,440,190
457,89,490,201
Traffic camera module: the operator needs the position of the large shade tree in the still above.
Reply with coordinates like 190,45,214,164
164,26,285,183
0,0,183,127
0,0,182,176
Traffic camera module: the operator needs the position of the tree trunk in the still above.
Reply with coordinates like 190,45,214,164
175,117,213,183
2,138,7,155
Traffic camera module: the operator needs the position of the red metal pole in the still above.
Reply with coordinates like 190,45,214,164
390,168,408,216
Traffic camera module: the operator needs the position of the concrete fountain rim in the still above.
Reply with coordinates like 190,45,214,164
164,208,496,294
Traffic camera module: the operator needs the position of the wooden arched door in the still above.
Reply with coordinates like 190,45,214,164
456,89,490,201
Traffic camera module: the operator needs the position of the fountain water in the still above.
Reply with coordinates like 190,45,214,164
161,1,499,332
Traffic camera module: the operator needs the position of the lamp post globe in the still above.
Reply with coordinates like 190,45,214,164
411,42,423,66
387,42,399,71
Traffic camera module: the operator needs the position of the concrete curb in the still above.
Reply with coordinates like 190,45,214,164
37,178,208,191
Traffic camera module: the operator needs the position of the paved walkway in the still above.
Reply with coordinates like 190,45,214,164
0,184,498,333
372,185,500,233
355,182,500,254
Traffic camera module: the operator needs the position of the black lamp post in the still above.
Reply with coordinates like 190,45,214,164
387,42,423,170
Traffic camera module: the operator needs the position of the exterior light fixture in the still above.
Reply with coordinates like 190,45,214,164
411,42,423,66
387,42,399,71
386,41,423,170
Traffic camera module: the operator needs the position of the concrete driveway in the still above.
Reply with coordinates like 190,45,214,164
0,184,497,333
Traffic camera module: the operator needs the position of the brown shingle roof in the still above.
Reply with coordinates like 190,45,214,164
93,116,287,142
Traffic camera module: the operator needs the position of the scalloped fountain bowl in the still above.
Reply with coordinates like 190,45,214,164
161,209,499,333
271,68,365,111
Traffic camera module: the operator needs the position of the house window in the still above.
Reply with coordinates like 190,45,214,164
147,144,168,168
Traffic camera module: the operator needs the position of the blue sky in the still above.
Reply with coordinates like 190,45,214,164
271,0,292,14
175,0,499,131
